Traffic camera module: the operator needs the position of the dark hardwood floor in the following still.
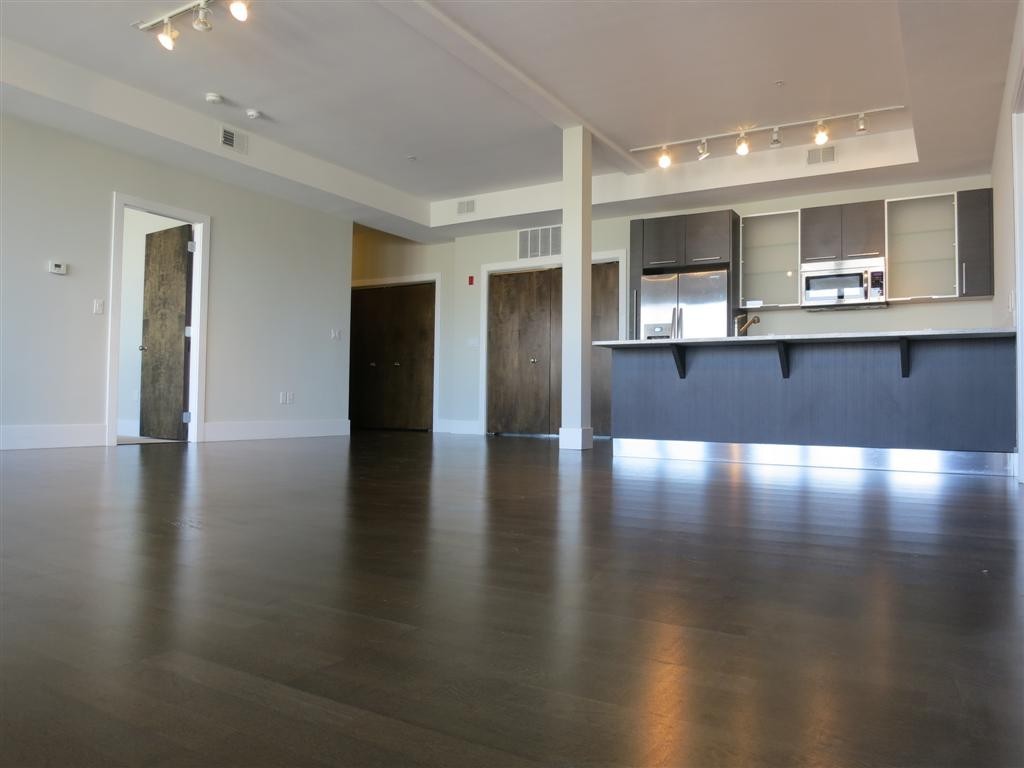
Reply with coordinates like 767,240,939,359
2,433,1022,767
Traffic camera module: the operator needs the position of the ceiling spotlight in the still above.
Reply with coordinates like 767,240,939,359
814,121,829,146
856,113,868,135
192,2,212,31
696,139,710,161
769,127,782,148
657,147,672,169
245,108,262,120
157,19,179,50
735,133,750,156
205,92,224,104
229,0,249,21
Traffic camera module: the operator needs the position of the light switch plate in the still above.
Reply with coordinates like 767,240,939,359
48,261,68,275
92,299,104,315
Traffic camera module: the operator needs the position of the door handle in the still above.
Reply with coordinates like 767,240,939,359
138,345,148,351
369,362,376,367
393,361,401,367
529,357,538,364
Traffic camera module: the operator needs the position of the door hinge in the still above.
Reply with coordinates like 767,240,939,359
184,326,192,338
182,411,192,424
187,241,196,253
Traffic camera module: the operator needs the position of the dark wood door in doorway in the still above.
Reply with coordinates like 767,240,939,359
139,224,193,441
349,282,435,431
487,262,619,436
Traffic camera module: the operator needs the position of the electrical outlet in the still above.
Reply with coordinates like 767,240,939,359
279,391,286,405
286,391,295,405
92,299,104,315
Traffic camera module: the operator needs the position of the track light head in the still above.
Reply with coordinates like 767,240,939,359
814,121,829,146
856,113,868,135
769,127,782,148
157,19,179,50
696,139,710,161
657,147,672,169
192,2,212,31
229,0,249,21
735,133,750,157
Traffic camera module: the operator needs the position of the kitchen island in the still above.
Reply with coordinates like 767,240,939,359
595,329,1016,473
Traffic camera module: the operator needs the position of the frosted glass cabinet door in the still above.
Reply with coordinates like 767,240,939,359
740,212,799,307
886,195,956,299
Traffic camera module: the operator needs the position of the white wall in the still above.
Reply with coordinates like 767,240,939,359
117,209,185,437
355,174,1005,432
1,116,353,448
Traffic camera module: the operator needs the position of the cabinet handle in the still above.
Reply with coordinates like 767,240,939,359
846,251,880,258
691,256,720,262
961,263,967,296
804,255,837,261
646,259,676,265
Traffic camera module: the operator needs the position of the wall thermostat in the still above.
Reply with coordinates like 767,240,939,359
48,261,68,275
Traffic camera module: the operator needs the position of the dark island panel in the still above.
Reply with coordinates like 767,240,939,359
611,337,1016,452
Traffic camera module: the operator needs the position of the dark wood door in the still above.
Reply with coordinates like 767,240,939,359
841,200,885,259
956,188,994,297
349,282,434,430
642,216,685,268
684,210,733,266
487,270,554,434
139,224,192,440
800,205,843,263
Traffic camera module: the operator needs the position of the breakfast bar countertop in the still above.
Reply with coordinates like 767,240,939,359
593,327,1015,348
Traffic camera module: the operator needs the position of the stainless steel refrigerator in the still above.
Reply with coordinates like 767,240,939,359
640,270,729,339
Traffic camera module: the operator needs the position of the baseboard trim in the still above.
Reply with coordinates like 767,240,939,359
559,427,594,450
434,419,483,435
613,438,1016,476
203,418,350,442
1,423,107,450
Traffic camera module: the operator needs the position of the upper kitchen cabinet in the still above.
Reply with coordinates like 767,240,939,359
956,188,994,297
740,212,799,307
799,205,843,263
642,216,685,268
800,201,885,263
841,201,886,259
887,195,957,300
684,210,738,266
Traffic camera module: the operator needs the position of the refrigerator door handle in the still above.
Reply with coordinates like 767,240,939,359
672,306,680,339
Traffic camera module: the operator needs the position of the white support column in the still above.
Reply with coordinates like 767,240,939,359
559,125,593,451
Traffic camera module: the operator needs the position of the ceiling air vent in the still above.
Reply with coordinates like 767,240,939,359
220,126,248,155
807,146,836,165
518,225,562,260
457,199,476,215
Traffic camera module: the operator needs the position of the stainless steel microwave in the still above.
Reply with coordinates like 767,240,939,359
800,257,886,307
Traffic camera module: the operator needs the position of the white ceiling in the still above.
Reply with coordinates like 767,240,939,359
0,0,1018,232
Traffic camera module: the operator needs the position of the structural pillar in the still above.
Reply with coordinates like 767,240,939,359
559,125,593,450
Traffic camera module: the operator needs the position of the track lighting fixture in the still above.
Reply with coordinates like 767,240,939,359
630,105,902,169
136,1,252,50
813,121,829,146
157,19,179,50
229,0,249,21
192,1,212,31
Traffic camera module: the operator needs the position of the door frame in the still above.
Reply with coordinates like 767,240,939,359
351,273,442,431
478,249,627,435
105,192,211,446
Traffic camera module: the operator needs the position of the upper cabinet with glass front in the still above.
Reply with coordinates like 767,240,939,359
739,211,799,308
886,194,957,300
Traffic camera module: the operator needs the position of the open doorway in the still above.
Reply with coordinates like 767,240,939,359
106,194,210,447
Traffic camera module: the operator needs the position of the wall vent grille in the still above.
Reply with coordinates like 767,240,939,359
517,225,562,260
807,146,836,165
457,199,476,215
220,126,248,154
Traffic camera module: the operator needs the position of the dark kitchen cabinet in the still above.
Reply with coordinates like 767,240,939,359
685,210,736,266
800,201,885,262
642,216,685,268
800,205,843,263
841,200,885,259
956,188,994,297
